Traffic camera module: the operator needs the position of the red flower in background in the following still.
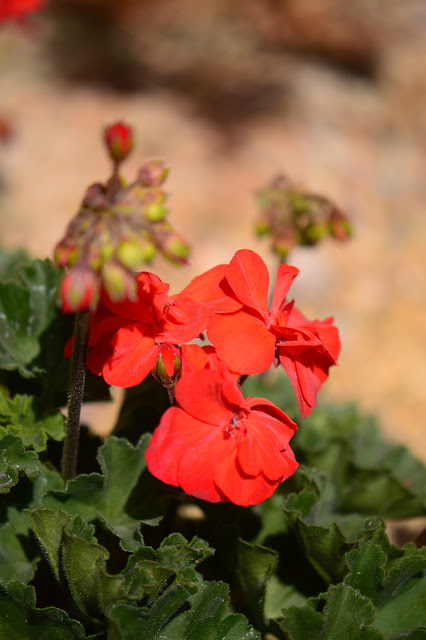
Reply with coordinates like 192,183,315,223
0,0,43,22
145,356,298,506
83,271,209,387
184,249,340,418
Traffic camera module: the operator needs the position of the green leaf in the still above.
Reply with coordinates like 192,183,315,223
0,394,64,451
108,581,260,640
26,508,71,580
0,507,39,584
0,434,41,493
281,469,354,583
0,580,87,639
0,247,32,281
41,435,160,551
27,508,124,621
344,539,426,637
237,539,278,627
0,259,62,377
122,533,213,603
280,583,382,640
61,520,125,619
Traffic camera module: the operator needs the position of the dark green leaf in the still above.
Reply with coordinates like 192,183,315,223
0,394,64,451
237,539,278,627
0,507,39,584
109,581,259,640
0,434,41,493
0,259,62,377
0,580,87,639
122,533,213,602
280,584,382,640
42,435,160,551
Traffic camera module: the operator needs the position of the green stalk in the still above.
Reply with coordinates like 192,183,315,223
61,310,90,481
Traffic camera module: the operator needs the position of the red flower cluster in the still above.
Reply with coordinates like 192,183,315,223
72,249,340,505
0,0,43,22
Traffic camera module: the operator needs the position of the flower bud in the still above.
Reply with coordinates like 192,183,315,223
255,220,271,237
143,202,168,222
59,265,99,314
104,122,134,165
154,345,181,387
54,241,79,268
116,239,146,269
161,233,190,265
272,229,297,260
329,210,352,241
101,261,137,303
138,161,169,187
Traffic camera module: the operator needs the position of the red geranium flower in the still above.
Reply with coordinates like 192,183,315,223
0,0,43,22
145,356,298,506
184,249,340,418
83,271,209,387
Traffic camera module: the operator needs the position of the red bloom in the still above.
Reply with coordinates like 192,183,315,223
0,0,43,22
84,271,209,387
184,249,340,418
145,357,298,506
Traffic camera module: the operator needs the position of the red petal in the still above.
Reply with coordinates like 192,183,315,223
97,323,160,387
145,407,208,488
213,448,279,506
175,366,238,424
225,250,269,320
182,264,241,313
208,311,276,374
237,410,296,480
269,264,299,321
159,294,210,344
178,424,239,502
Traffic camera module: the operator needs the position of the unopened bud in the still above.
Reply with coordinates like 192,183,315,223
59,265,99,313
154,345,181,387
329,210,352,241
138,161,169,187
301,222,328,245
101,261,137,303
144,202,168,222
272,229,297,260
255,220,271,237
116,239,146,269
161,233,190,265
54,241,79,268
104,121,134,165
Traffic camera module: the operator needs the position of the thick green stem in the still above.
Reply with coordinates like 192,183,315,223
61,310,90,481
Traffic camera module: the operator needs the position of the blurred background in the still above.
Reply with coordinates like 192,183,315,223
1,0,425,457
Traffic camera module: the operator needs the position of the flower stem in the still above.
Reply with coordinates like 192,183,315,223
61,310,90,481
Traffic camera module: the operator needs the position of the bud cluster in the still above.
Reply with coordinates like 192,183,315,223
255,175,352,260
55,122,190,313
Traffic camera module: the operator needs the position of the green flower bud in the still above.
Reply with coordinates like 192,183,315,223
144,202,168,222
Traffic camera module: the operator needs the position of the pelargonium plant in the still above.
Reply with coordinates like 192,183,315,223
0,122,425,640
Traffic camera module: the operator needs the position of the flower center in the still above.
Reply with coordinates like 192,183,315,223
224,407,249,438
